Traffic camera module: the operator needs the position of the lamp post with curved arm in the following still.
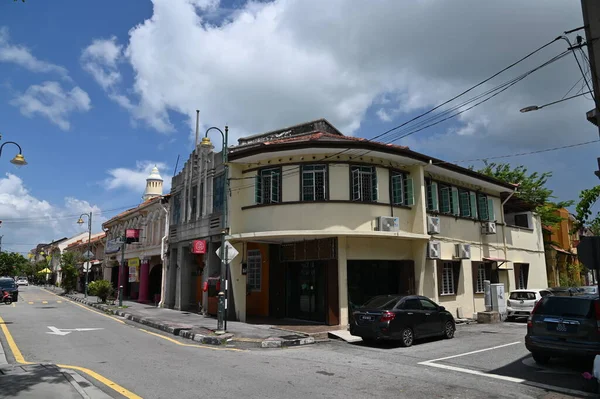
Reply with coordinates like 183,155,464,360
0,141,28,166
200,125,229,333
77,212,93,298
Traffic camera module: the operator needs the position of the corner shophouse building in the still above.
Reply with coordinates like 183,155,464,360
64,232,106,291
167,119,546,327
102,167,169,304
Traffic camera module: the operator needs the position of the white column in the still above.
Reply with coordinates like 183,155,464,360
337,236,349,327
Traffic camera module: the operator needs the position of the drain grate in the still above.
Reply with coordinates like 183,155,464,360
279,334,306,340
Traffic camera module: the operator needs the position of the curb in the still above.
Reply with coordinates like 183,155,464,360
64,294,315,349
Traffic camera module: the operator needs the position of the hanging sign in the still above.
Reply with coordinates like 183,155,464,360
191,240,207,254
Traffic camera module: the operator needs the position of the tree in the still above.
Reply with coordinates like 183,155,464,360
476,161,573,227
573,185,600,234
0,252,29,277
60,252,81,294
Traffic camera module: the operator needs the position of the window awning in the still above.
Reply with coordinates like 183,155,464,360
550,245,574,256
483,257,512,270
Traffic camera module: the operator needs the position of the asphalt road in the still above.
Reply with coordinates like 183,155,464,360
0,286,595,399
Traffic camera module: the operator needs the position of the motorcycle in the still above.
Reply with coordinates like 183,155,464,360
1,290,12,305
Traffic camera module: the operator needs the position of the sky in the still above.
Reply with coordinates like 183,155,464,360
0,0,598,255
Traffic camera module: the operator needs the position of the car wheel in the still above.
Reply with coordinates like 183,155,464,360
532,352,551,365
444,321,455,339
400,327,414,347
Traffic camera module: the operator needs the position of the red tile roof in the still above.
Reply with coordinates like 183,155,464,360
102,195,170,227
65,233,106,250
263,132,409,150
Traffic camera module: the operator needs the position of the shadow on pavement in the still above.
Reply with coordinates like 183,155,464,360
490,354,597,396
0,364,81,398
351,335,446,349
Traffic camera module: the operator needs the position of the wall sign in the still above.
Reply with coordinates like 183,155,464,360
191,240,207,254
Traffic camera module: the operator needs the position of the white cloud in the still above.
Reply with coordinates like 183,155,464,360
81,36,123,91
10,81,92,130
0,27,70,79
104,161,171,194
0,173,106,255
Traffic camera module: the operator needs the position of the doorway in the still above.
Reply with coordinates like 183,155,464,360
286,261,326,322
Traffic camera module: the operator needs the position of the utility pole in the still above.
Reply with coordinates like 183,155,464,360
119,232,126,307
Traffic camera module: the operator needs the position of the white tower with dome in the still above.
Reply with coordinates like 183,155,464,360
142,166,163,201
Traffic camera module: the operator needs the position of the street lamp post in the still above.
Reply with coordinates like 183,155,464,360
519,91,593,113
0,140,28,166
200,125,229,333
77,212,93,298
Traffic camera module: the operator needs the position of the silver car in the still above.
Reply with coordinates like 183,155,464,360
506,289,552,320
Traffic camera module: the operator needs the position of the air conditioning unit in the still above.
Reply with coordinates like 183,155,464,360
427,240,441,259
378,216,400,232
481,222,497,235
455,243,471,259
427,216,441,235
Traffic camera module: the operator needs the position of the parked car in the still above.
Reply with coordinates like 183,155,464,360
548,286,584,296
580,286,598,295
0,277,18,302
350,294,455,347
506,289,552,320
16,277,28,286
525,294,600,364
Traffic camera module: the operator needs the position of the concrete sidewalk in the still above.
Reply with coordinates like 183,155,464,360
63,292,316,348
0,364,113,399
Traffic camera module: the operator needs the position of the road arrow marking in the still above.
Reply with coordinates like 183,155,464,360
46,326,104,336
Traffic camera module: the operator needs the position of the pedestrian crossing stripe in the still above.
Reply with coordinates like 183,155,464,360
41,301,48,304
16,301,64,305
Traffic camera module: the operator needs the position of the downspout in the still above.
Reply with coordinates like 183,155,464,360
500,187,518,288
158,200,169,308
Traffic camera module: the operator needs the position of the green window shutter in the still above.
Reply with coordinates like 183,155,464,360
371,167,378,201
469,191,477,219
487,198,495,222
391,174,402,204
440,187,451,213
271,171,280,203
431,182,439,211
351,168,360,201
459,190,470,217
405,176,414,206
478,195,489,220
451,187,460,216
255,174,262,204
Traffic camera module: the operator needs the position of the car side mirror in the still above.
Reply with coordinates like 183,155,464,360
439,306,445,311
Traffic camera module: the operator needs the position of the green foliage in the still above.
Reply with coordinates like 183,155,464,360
476,161,573,227
0,252,29,277
573,185,600,234
88,280,113,301
60,252,80,294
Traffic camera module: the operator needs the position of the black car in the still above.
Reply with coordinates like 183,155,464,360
0,277,18,301
350,294,455,347
525,294,600,364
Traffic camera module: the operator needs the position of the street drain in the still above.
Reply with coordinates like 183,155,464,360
279,334,306,340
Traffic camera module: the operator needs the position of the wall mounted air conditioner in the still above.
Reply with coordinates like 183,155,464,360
455,243,471,259
427,215,441,235
378,216,400,232
427,240,441,259
481,222,497,235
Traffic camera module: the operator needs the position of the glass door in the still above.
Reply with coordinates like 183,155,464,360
286,261,326,322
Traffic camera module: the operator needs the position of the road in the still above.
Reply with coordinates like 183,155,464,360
0,286,595,399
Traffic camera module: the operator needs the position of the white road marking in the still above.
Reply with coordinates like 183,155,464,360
419,341,597,398
46,326,104,336
419,341,521,364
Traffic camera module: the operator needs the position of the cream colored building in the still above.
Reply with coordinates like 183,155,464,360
169,119,545,327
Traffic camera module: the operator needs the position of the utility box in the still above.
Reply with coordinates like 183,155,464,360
490,283,507,320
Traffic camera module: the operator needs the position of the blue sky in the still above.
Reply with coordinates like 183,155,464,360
0,0,598,253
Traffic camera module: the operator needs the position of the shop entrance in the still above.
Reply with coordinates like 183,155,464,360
286,261,326,322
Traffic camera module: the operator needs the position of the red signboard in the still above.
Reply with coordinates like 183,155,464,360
191,240,207,254
126,229,140,239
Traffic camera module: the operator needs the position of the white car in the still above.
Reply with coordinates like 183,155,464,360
506,289,552,320
16,278,28,286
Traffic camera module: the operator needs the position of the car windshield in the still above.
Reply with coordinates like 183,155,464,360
537,297,594,318
361,296,402,309
510,292,536,300
0,279,15,289
582,287,597,294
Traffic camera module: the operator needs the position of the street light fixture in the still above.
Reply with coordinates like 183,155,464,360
520,91,592,113
0,141,27,166
201,124,229,333
77,212,93,298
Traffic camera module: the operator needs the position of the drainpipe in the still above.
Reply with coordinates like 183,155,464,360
158,200,169,308
500,188,518,289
